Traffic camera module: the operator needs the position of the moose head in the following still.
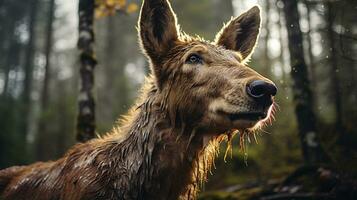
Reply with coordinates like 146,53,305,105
139,0,277,137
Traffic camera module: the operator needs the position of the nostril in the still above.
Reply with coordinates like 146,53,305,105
247,80,277,99
270,84,277,96
247,82,266,98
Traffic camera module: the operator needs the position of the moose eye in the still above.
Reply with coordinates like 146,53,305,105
186,54,203,64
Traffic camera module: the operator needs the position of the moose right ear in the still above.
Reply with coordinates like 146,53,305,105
215,6,261,62
139,0,179,77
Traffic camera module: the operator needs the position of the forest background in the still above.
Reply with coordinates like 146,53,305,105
0,0,356,199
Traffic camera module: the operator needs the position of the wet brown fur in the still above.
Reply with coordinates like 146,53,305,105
0,0,275,199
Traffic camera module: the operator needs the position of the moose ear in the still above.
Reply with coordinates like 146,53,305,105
139,0,178,71
215,6,261,61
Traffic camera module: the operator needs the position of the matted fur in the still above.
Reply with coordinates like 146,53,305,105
0,0,276,199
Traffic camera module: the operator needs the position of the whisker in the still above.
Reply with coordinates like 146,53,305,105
253,132,258,144
273,102,280,111
260,128,272,135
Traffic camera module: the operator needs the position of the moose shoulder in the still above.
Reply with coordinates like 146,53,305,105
0,0,276,199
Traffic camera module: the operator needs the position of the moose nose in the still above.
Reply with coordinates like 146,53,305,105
247,80,277,102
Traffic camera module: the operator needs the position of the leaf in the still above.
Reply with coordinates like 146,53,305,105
94,0,138,18
106,0,116,7
117,0,126,8
126,3,138,13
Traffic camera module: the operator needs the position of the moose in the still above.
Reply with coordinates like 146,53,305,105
0,0,277,199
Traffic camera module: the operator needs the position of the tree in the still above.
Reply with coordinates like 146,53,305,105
325,1,344,135
0,1,27,97
0,0,30,168
263,0,272,78
36,0,56,160
76,0,97,142
19,0,40,159
303,0,317,97
276,0,288,85
282,0,327,164
76,0,137,142
337,0,357,128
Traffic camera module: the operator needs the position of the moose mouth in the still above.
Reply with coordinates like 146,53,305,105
218,111,267,121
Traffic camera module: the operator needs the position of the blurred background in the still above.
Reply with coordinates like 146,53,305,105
0,0,356,199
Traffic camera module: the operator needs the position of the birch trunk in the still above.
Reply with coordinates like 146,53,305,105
76,0,97,142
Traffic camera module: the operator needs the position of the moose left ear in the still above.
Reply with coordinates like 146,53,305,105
139,0,179,66
138,0,179,88
215,6,261,61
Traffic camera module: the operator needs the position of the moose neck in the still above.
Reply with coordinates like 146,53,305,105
110,84,219,199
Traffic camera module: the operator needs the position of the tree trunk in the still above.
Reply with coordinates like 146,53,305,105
1,1,23,97
0,1,6,70
339,0,356,120
76,0,97,142
325,1,344,135
0,0,27,167
36,0,56,160
282,0,327,164
20,0,39,154
1,27,18,97
263,0,272,78
303,0,317,97
276,0,288,85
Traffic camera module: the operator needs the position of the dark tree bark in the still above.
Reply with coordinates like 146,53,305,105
339,0,357,118
1,1,25,97
36,0,56,160
41,0,55,120
0,0,28,167
303,0,317,96
2,29,19,97
282,0,327,164
325,1,344,134
76,0,97,142
0,1,6,69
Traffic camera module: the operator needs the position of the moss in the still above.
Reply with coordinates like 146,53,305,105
199,187,263,200
234,187,263,200
198,191,238,200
